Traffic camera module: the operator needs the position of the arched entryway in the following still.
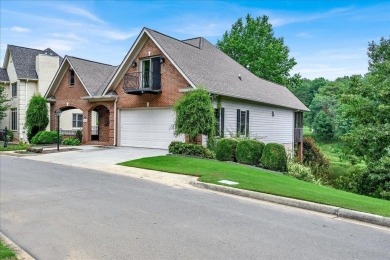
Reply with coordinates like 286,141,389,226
89,105,110,143
54,106,86,142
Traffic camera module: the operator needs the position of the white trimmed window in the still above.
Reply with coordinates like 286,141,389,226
11,82,17,97
236,109,249,137
11,108,17,130
72,113,83,128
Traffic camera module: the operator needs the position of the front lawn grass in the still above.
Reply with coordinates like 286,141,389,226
0,142,29,152
0,239,17,260
120,156,390,217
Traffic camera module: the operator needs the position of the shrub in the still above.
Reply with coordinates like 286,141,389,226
215,138,238,161
26,94,49,141
334,168,366,194
260,143,287,172
0,129,13,141
31,131,59,144
287,161,316,183
312,110,334,140
76,130,83,142
62,138,81,146
168,141,214,159
236,139,265,165
303,137,330,180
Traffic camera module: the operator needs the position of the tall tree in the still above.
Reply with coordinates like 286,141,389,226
0,84,10,122
26,94,49,141
217,14,297,86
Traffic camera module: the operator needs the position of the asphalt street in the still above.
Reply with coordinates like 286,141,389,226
1,155,389,259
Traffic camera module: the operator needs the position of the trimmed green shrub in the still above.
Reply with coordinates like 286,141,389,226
260,143,287,172
168,141,214,159
303,137,330,180
216,138,238,161
287,161,316,183
0,129,13,141
62,137,81,146
31,131,59,144
76,130,83,142
236,139,265,165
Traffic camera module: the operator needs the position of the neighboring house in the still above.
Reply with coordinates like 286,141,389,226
0,45,62,141
45,28,308,154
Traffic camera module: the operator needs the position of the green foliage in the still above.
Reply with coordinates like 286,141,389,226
312,111,334,140
76,130,83,142
364,150,390,200
302,137,330,180
26,94,49,141
236,139,265,165
168,141,214,159
173,88,215,147
287,161,317,183
0,142,29,151
0,239,17,259
215,138,238,161
0,84,10,122
31,131,59,144
289,77,327,107
260,143,287,172
334,168,367,194
62,137,81,146
217,14,297,86
0,129,13,141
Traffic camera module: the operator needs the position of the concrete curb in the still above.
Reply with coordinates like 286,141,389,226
190,180,390,228
0,232,35,260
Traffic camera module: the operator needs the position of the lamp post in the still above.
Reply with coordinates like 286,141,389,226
55,109,62,151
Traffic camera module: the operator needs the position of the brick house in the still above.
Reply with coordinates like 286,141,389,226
45,28,308,154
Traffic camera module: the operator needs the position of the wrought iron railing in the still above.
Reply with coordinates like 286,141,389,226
123,71,161,93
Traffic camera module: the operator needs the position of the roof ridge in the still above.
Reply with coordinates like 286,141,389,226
67,56,117,67
8,44,44,52
145,28,203,49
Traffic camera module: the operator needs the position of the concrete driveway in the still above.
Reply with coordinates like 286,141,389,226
22,145,167,170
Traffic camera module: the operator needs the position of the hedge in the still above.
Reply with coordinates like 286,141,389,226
236,139,265,165
168,141,214,159
215,138,238,161
31,131,59,144
260,143,287,172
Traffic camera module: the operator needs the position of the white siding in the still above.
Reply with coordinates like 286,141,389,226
221,97,294,153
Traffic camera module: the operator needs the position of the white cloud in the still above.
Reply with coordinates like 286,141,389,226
10,26,30,32
103,30,139,41
58,5,105,24
31,39,77,52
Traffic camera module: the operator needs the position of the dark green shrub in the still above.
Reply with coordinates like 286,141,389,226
168,141,214,159
76,130,83,142
216,138,238,161
312,110,334,140
0,129,13,141
303,137,330,180
260,143,287,172
31,131,59,144
236,139,265,165
26,94,49,141
62,137,81,146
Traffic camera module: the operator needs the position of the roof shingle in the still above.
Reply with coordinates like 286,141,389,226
0,68,9,82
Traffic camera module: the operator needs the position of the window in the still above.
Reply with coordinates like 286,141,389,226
72,113,83,128
236,109,249,137
11,108,17,130
214,108,224,137
69,70,75,86
11,82,17,97
141,57,161,90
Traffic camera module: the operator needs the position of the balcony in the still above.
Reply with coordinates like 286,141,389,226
123,72,162,95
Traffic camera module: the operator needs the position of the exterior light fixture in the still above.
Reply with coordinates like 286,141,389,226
131,61,137,68
55,109,62,151
160,57,165,64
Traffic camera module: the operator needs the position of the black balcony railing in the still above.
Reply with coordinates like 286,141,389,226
123,71,162,95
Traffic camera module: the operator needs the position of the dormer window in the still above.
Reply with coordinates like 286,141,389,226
69,70,75,86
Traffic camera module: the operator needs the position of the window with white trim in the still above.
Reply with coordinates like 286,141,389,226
69,70,75,86
72,113,83,128
11,108,17,130
236,109,249,137
214,108,224,137
11,82,17,97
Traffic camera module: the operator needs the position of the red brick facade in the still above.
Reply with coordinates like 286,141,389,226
50,37,189,146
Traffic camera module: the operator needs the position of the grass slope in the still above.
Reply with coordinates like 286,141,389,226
0,239,16,260
120,156,390,217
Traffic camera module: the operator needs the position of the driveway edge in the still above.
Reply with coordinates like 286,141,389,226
190,180,390,228
0,232,35,260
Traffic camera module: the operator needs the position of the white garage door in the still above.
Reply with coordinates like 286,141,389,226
119,108,184,149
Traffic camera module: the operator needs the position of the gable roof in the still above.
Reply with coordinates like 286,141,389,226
4,45,62,80
67,56,118,96
0,68,9,82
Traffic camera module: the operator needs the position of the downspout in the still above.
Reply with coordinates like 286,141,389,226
114,97,118,146
24,80,28,142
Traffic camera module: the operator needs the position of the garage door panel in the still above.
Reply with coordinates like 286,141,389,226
119,109,184,149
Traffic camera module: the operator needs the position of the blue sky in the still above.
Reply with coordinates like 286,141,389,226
1,0,389,80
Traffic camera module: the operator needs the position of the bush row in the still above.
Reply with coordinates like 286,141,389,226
31,131,59,144
168,141,214,159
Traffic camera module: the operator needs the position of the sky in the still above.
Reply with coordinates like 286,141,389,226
0,0,389,80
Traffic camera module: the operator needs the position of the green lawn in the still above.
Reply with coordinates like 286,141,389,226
119,156,390,217
0,239,16,260
0,142,29,152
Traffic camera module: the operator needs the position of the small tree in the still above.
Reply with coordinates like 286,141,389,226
0,84,10,122
312,110,334,140
26,94,49,141
173,88,215,147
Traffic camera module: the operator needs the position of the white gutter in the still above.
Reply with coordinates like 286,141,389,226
24,79,28,142
114,97,118,146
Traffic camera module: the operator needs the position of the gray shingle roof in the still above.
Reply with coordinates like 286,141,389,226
67,56,118,96
147,29,308,111
0,68,9,82
8,45,62,80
